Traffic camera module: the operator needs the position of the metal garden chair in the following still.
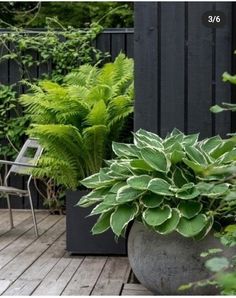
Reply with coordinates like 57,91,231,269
0,139,43,237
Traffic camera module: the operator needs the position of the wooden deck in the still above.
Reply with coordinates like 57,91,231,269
0,210,152,296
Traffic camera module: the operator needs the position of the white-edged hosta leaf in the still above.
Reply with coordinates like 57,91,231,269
103,193,120,206
140,147,170,173
130,159,153,171
77,189,107,207
200,136,222,154
91,202,115,215
112,142,140,158
211,140,236,159
148,178,173,196
110,181,127,193
92,211,112,235
110,162,132,177
172,167,189,188
176,214,208,237
196,182,229,198
141,193,164,208
183,133,199,146
164,134,184,149
170,128,184,137
176,184,200,200
116,185,143,203
183,158,206,173
136,129,163,143
143,205,172,226
135,129,163,149
127,175,152,190
185,146,208,165
178,201,202,219
81,173,115,188
110,203,139,236
171,150,185,164
194,216,214,240
155,208,180,234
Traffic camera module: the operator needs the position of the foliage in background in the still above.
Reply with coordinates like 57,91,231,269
0,18,107,83
21,53,134,190
0,2,133,28
179,224,236,295
79,128,236,238
0,18,108,209
211,72,236,114
0,84,29,185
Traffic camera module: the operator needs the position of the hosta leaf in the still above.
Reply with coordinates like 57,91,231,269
170,128,184,136
135,129,163,149
183,133,199,146
110,181,127,193
205,257,230,273
155,208,180,234
110,162,132,177
172,167,189,188
92,211,112,235
183,158,206,173
178,201,202,219
143,205,172,226
77,189,107,207
185,146,207,164
104,193,120,206
127,175,152,190
196,182,229,198
176,183,200,200
140,147,169,173
116,185,143,203
141,193,164,208
171,150,185,164
211,140,236,159
81,173,115,188
91,202,115,215
201,136,222,154
164,134,184,149
112,142,140,158
177,214,208,237
110,203,138,236
148,178,173,196
130,159,153,171
210,105,226,113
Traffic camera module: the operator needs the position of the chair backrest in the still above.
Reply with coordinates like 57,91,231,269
9,139,43,175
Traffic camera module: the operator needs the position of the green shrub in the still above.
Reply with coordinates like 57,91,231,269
78,128,236,238
21,53,134,189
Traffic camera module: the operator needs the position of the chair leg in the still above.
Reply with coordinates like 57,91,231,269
27,188,38,237
6,195,14,229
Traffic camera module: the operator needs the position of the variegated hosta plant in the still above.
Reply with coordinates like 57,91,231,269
78,128,236,239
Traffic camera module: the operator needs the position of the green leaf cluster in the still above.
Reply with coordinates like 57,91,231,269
21,53,134,189
79,128,236,238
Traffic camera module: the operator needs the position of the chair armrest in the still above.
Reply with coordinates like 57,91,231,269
0,160,37,168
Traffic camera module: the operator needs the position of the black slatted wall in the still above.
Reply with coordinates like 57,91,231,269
134,2,233,138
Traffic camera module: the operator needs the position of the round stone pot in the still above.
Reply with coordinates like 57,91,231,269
128,221,233,295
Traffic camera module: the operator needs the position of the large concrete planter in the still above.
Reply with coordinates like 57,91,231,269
128,221,233,295
66,190,127,255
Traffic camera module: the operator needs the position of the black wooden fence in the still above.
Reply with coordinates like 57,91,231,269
134,2,234,138
0,29,134,209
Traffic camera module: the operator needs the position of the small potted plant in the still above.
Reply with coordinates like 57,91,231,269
78,128,236,294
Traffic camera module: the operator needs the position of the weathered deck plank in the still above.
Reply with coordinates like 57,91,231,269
121,283,153,296
62,256,108,295
91,257,131,296
0,210,148,296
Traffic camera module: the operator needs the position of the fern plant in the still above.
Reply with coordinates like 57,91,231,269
20,53,134,189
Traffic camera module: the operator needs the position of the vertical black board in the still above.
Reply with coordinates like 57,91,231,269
126,33,134,58
160,3,185,136
95,32,111,63
231,3,236,133
134,2,159,133
111,33,126,60
187,3,214,138
215,3,232,137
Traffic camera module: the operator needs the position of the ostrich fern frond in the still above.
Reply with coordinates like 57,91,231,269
21,53,134,188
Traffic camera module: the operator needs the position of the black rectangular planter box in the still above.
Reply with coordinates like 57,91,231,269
66,190,127,255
